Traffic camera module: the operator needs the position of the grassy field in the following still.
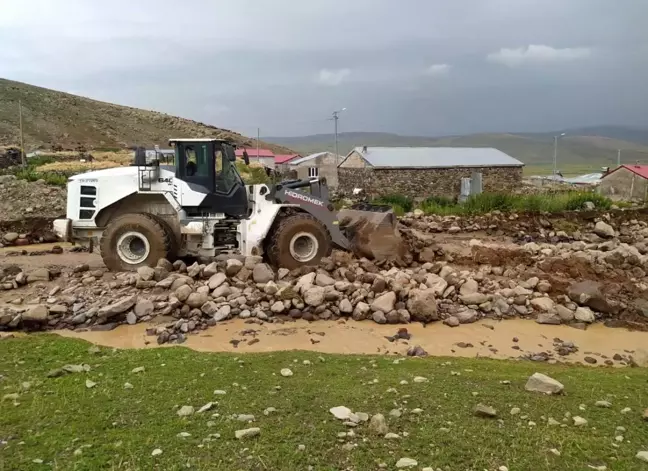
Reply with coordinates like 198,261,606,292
1,335,647,470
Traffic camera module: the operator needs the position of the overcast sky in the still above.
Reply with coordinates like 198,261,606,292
1,0,647,138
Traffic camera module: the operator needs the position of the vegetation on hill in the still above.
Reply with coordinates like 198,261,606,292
0,78,292,154
266,128,648,176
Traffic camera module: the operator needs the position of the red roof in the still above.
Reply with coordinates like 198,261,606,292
606,164,648,180
274,154,300,164
235,148,275,158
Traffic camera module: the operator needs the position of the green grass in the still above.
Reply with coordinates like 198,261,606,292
1,335,647,471
413,191,613,216
11,167,68,186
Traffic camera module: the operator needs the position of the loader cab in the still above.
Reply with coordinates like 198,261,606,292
169,139,249,218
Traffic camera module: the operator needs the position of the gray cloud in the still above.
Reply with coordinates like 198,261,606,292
1,0,647,137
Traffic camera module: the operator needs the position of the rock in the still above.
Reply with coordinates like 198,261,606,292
395,458,418,468
637,451,648,463
474,404,497,418
315,273,335,287
460,279,479,295
177,405,195,417
574,307,595,323
644,408,648,421
126,311,137,325
85,379,96,389
151,448,163,457
280,368,293,377
27,268,50,283
22,304,49,322
424,274,448,295
371,291,396,313
573,416,588,426
372,311,387,324
369,413,388,434
455,309,478,324
271,301,285,313
443,316,460,327
407,345,427,357
3,232,19,243
568,280,617,314
208,273,227,290
536,313,561,325
175,284,193,302
594,221,615,238
556,305,575,322
137,266,155,281
406,289,438,322
352,302,370,320
413,376,428,383
525,373,564,395
224,259,243,276
213,305,231,322
185,292,208,309
99,295,137,318
339,298,353,314
252,264,274,283
384,432,400,439
595,400,611,408
235,427,260,439
459,293,488,305
510,407,521,415
531,297,555,312
134,300,154,318
304,287,325,307
330,406,353,420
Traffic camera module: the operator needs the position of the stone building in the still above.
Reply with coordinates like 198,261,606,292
599,164,648,201
337,146,524,199
287,151,340,187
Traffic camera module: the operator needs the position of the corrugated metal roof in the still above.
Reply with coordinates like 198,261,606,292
345,147,524,168
288,152,329,166
274,154,300,164
604,164,648,180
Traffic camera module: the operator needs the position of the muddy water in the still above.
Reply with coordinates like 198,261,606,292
56,319,648,365
0,242,73,254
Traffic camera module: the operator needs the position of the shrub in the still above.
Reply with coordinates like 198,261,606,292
374,194,414,213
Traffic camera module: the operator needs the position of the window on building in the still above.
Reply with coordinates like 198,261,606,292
308,167,319,178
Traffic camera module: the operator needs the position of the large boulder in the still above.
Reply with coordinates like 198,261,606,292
568,280,618,314
530,297,555,312
459,279,479,296
371,291,396,313
226,259,243,276
27,268,50,283
304,286,325,307
208,273,227,290
185,292,209,309
574,306,595,323
406,289,438,323
424,274,448,296
22,305,49,322
98,294,137,318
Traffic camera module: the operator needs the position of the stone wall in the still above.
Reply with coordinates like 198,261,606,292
599,167,648,201
291,152,339,187
338,166,523,200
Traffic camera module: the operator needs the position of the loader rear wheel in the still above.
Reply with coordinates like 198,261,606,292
100,213,171,271
267,213,332,270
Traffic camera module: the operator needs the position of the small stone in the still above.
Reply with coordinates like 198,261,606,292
369,413,388,434
131,366,145,374
621,407,632,414
235,427,260,439
443,316,460,327
573,416,588,426
280,368,293,377
124,382,134,389
177,405,195,417
197,402,215,414
413,376,428,383
595,400,611,408
510,407,521,415
177,432,191,438
525,372,564,395
151,448,163,456
636,451,648,463
384,432,400,439
395,458,417,468
474,404,497,418
330,406,352,420
85,379,96,389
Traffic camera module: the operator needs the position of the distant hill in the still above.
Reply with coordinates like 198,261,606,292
266,127,648,176
0,78,291,153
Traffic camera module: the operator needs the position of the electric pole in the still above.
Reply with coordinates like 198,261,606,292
332,108,346,165
19,100,25,167
257,127,260,161
617,149,621,167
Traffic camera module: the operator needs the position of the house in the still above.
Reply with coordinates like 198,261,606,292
288,151,340,187
235,148,275,169
599,164,648,201
274,154,300,173
337,146,524,199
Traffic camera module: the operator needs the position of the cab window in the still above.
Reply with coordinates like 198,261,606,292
184,144,209,177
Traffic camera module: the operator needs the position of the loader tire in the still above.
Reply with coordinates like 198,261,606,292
100,213,171,271
267,213,332,270
149,215,179,262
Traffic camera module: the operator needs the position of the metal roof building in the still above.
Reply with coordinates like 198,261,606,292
340,146,524,168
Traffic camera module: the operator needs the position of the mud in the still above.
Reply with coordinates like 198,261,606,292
54,318,648,366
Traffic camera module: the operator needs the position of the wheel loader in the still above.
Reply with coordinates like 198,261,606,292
53,138,404,271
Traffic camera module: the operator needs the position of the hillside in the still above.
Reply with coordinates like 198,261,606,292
0,78,291,153
266,127,648,176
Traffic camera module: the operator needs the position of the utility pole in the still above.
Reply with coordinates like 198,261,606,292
256,127,260,162
332,108,346,165
552,132,566,179
19,100,25,167
617,149,621,167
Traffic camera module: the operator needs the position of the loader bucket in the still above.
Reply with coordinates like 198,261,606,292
337,203,407,262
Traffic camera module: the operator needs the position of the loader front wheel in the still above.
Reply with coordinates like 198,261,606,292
100,213,170,271
267,213,331,269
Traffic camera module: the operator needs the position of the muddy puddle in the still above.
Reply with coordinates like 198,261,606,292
55,319,648,365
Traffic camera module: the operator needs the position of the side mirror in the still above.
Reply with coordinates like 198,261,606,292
242,150,250,165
